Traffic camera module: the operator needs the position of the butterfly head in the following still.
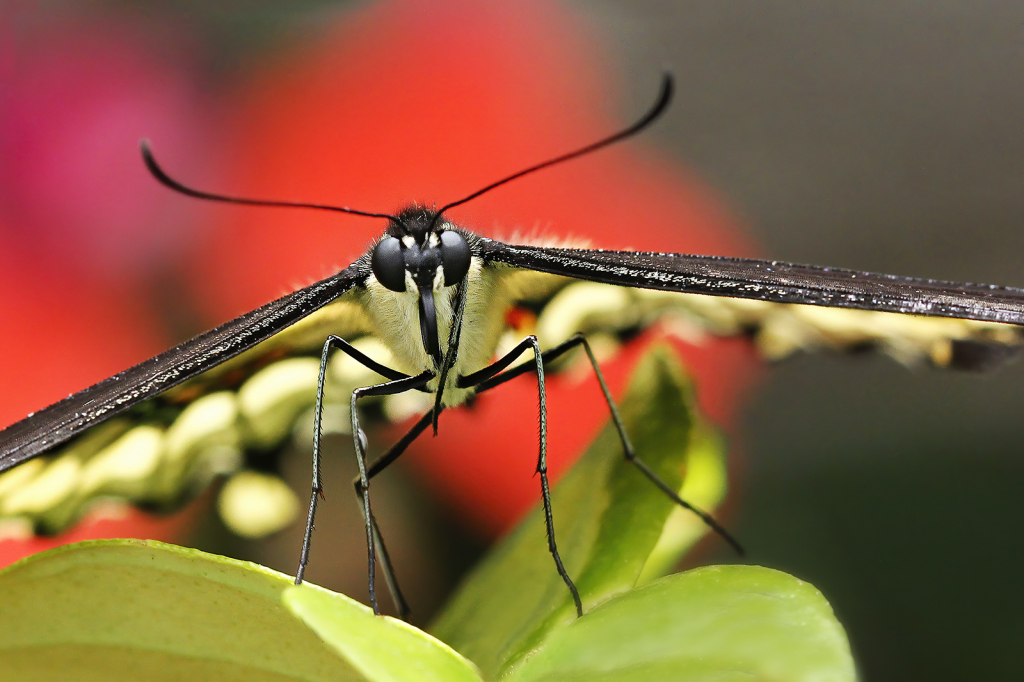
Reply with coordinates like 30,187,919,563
371,207,470,367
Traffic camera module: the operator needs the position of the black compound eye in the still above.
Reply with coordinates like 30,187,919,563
439,230,471,286
371,237,407,292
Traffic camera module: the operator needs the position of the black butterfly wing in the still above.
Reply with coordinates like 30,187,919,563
0,263,370,472
478,240,1024,326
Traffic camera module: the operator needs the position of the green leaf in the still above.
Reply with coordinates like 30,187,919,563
635,421,727,585
0,539,471,682
431,344,728,678
510,565,856,682
284,584,483,682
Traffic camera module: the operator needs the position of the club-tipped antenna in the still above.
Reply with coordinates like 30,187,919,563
140,140,402,224
428,72,675,232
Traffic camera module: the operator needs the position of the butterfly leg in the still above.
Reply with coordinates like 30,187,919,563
352,406,445,619
473,332,743,556
459,337,584,618
349,371,434,615
295,334,423,586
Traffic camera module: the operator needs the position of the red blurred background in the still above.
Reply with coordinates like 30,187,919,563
184,0,758,537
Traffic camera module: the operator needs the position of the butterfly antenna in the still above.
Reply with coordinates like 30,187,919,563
140,140,402,224
428,72,675,232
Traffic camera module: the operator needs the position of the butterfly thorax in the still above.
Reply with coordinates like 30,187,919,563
357,207,510,406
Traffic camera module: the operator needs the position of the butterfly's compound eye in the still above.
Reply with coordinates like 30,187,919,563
440,230,471,286
371,237,407,292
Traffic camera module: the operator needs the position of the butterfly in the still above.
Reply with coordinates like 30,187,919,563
2,74,1022,619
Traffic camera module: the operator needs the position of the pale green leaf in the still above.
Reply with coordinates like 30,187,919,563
284,584,483,682
511,565,856,682
0,539,355,680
